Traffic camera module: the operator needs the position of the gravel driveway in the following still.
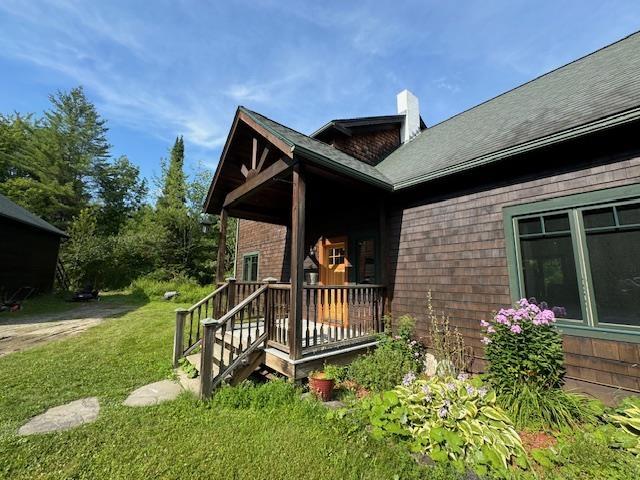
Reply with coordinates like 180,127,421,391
0,302,134,357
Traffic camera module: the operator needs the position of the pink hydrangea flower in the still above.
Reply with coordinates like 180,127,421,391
480,319,490,327
487,326,496,334
510,324,522,334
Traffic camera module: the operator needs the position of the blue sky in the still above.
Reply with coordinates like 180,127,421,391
1,0,639,185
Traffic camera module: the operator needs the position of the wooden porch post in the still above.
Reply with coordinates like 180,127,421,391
216,208,228,284
288,164,305,360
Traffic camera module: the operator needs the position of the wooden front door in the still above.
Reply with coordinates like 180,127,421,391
317,237,349,324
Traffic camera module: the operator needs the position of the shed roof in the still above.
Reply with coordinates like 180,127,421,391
0,193,67,237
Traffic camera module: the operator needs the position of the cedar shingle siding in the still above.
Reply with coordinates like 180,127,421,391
235,220,289,282
330,127,400,166
388,154,640,389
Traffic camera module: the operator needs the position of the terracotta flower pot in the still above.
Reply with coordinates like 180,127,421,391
309,375,335,402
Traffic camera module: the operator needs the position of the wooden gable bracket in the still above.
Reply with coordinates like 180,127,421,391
223,157,294,209
240,137,271,180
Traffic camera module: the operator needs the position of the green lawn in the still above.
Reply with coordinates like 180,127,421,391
0,297,437,479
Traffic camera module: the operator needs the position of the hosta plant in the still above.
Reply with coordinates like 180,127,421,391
606,396,640,455
358,374,528,476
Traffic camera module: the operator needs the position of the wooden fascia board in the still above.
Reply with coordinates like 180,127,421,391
203,108,295,214
203,110,241,213
223,158,293,209
237,110,294,159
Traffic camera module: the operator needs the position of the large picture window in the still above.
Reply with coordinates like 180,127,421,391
505,185,640,341
242,253,259,282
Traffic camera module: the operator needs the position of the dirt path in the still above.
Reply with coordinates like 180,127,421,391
0,302,135,357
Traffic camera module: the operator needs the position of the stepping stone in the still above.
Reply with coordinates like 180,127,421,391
18,397,99,435
123,380,183,407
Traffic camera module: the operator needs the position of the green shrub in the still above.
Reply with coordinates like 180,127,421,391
357,375,528,476
129,275,213,304
498,382,600,430
531,428,640,479
323,364,348,382
211,379,301,410
347,335,422,391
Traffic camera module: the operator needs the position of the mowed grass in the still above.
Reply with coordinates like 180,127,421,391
0,298,434,480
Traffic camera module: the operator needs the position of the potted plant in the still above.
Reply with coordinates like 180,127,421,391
308,364,345,401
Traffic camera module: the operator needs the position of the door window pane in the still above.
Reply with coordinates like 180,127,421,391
356,239,376,284
585,228,640,326
519,233,582,319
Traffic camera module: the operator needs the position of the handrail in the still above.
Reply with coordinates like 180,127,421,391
303,284,385,289
200,284,270,398
188,282,228,312
202,284,268,327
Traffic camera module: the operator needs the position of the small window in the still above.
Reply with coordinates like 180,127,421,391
243,253,259,282
583,207,616,230
328,247,345,266
617,203,640,226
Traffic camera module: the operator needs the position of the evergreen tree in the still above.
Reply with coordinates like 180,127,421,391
157,136,186,210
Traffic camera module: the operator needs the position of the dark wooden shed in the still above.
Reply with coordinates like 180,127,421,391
0,194,67,299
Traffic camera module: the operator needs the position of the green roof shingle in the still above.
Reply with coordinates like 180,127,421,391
240,107,393,189
377,31,640,189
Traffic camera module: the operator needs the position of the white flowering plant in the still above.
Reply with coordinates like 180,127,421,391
482,298,566,390
358,373,528,476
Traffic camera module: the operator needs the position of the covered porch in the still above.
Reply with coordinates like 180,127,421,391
174,107,392,397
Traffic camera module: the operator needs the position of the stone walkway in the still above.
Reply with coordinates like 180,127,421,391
0,303,134,357
123,380,183,407
18,397,100,436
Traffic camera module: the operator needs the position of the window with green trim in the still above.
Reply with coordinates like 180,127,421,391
242,253,259,282
504,185,640,340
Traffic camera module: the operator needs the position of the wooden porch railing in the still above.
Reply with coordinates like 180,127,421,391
302,285,386,353
199,284,269,398
173,279,264,366
174,280,386,398
265,284,386,353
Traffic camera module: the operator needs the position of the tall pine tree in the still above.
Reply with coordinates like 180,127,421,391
157,136,186,210
156,136,196,277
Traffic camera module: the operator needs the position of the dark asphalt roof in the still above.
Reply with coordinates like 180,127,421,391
238,31,640,191
240,107,393,189
377,31,640,189
0,193,67,236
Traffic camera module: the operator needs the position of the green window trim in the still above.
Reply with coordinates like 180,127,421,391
242,252,259,282
503,183,640,343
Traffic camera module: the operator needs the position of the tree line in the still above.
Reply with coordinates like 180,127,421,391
0,86,235,290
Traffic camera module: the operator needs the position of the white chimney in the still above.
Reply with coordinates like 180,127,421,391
396,89,420,143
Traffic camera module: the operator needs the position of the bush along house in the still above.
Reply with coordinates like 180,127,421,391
174,32,640,399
